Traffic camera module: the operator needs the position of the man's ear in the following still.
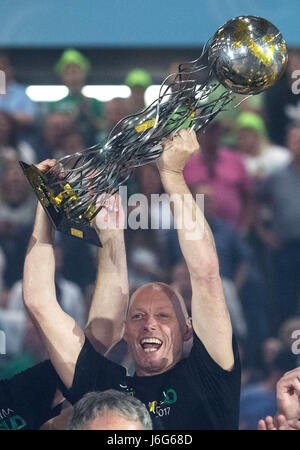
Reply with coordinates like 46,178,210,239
183,317,193,342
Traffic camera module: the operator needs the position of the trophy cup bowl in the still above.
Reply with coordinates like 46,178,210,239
208,15,287,94
20,15,288,246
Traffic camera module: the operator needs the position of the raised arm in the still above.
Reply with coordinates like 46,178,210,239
22,160,86,389
85,193,129,354
157,129,233,370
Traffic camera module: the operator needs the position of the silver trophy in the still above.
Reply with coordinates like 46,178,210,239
20,15,288,246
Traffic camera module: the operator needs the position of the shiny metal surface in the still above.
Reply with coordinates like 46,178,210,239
24,16,288,228
208,15,288,94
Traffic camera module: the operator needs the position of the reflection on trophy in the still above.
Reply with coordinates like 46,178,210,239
20,15,288,246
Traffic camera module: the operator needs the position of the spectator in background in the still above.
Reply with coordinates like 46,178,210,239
256,124,300,328
68,390,153,430
0,313,46,380
124,68,152,115
0,160,35,230
0,243,86,380
96,97,128,145
0,53,37,131
239,348,296,430
235,112,290,325
57,129,85,158
34,112,73,161
0,110,36,164
197,80,264,148
49,49,104,146
183,121,254,234
236,112,291,180
0,159,35,288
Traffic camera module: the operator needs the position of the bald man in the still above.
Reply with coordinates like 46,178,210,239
23,129,241,430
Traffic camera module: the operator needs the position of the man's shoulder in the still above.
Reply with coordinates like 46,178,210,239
187,331,241,375
78,336,126,374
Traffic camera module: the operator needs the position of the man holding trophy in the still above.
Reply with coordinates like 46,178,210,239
23,128,241,429
21,16,288,429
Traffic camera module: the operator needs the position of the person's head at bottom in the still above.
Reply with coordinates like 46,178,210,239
68,390,152,430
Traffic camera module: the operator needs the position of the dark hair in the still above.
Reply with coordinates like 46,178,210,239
68,390,153,430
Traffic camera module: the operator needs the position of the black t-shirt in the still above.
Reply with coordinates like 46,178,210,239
0,360,61,430
64,332,241,430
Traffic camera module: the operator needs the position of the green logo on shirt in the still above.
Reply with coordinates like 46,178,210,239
0,412,27,430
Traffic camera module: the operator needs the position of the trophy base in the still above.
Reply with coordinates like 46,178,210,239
19,161,102,247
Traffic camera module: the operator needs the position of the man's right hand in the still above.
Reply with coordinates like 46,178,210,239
35,158,57,172
94,193,125,241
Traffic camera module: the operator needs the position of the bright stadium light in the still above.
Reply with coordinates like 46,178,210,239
26,85,132,103
145,85,167,107
82,85,131,102
27,83,191,107
26,85,69,102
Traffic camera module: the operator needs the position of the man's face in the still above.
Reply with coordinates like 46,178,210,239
236,128,260,155
1,163,30,206
124,284,190,376
61,62,86,92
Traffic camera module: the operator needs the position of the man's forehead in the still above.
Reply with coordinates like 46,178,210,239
129,283,188,318
130,285,172,309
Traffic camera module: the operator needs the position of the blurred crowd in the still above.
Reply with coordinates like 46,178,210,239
0,48,300,429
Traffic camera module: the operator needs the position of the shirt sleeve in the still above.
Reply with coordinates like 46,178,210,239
61,336,126,405
184,332,241,428
188,331,241,378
